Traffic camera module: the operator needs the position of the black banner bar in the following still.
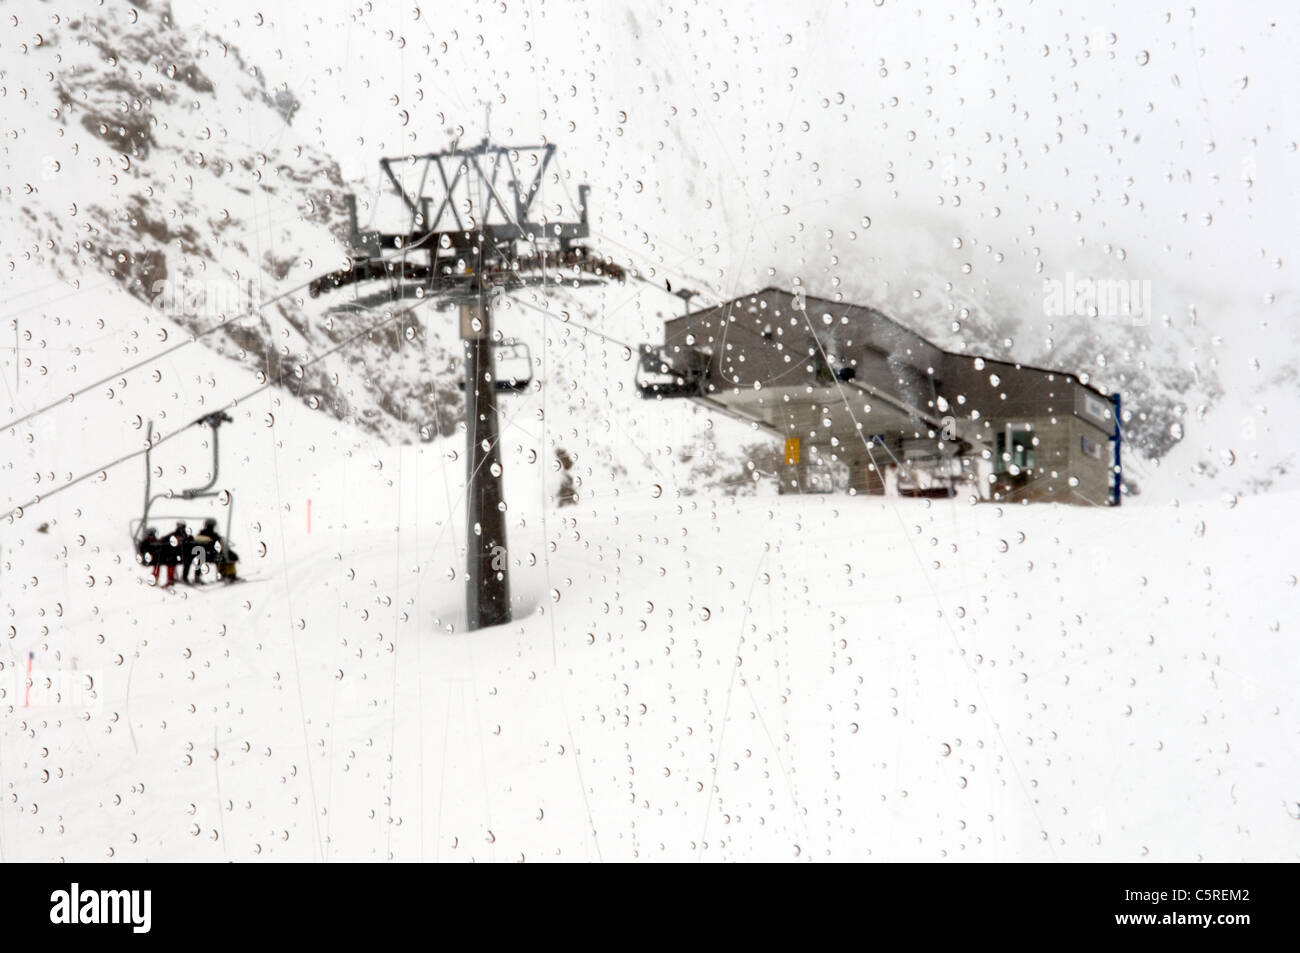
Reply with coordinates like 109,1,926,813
2,862,1285,943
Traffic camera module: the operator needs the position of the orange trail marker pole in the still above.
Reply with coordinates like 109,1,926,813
24,651,33,707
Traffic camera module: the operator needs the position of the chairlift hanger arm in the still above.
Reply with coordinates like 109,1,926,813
178,411,232,499
310,243,622,298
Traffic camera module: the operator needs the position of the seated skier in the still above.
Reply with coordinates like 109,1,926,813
195,517,239,582
137,527,164,584
168,521,193,587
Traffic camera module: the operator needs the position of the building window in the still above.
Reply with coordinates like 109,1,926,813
1083,393,1113,426
995,427,1036,473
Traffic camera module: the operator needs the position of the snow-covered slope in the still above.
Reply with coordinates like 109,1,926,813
2,294,1298,860
1,258,1297,861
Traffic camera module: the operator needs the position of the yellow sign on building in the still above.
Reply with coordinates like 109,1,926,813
784,437,801,466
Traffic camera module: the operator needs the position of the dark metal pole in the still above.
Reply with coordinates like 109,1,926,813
1111,391,1123,507
462,281,511,630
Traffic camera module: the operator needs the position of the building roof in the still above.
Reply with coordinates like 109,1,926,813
668,285,1114,403
655,286,1116,454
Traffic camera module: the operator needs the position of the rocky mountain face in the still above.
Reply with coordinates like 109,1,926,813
3,0,464,443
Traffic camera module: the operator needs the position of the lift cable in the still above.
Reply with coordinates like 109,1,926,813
0,240,443,435
0,276,318,434
509,294,639,352
2,293,441,525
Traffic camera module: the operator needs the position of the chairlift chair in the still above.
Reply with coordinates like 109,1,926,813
492,340,534,393
457,339,535,393
635,344,708,399
132,411,239,580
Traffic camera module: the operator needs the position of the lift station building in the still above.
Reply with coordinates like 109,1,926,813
637,287,1121,505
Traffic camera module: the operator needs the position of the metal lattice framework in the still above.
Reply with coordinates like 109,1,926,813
378,141,588,242
310,138,624,297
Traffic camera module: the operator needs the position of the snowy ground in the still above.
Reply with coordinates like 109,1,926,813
2,268,1297,862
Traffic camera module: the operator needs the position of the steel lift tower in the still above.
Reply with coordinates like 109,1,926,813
311,139,624,630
